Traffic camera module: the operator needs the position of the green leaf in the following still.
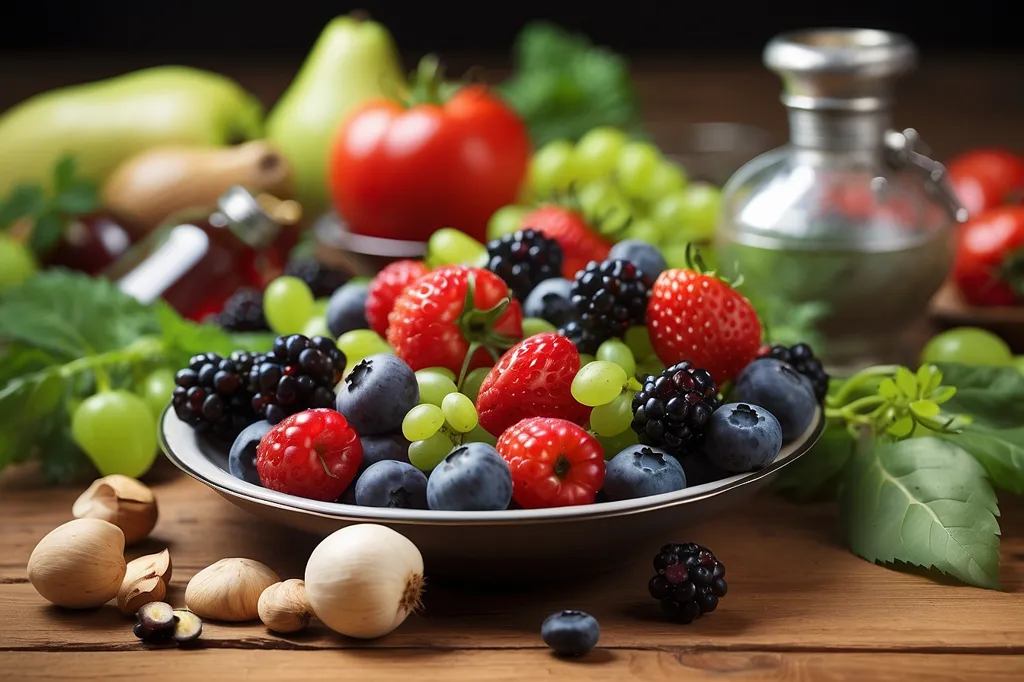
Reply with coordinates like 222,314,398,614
939,424,1024,495
878,378,899,399
936,363,1024,430
840,436,1001,590
917,364,943,394
52,155,78,193
53,181,99,216
910,399,940,419
0,184,46,228
887,414,915,438
929,385,957,405
894,366,918,397
154,303,239,367
28,212,65,254
775,421,855,501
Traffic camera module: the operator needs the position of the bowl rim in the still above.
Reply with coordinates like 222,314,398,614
160,406,823,527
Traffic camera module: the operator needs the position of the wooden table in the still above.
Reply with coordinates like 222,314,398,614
3,53,1024,681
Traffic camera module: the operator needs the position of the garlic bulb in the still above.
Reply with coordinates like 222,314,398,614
185,558,280,622
305,524,424,639
258,579,312,633
27,518,127,609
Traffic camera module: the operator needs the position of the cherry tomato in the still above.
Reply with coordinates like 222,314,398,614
947,149,1024,218
952,206,1024,306
328,72,530,244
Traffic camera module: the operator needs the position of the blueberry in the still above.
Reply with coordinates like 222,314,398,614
541,610,600,657
335,354,419,436
731,358,817,442
702,403,783,472
608,239,668,279
522,277,575,328
603,445,686,500
355,460,428,509
426,442,512,511
359,433,411,471
228,420,272,485
325,282,370,338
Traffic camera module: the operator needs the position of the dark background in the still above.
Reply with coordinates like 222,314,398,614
1,1,1019,57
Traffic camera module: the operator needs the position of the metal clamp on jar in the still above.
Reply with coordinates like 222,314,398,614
716,28,965,370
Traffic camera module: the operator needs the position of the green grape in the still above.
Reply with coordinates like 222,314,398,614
1015,356,1024,376
579,353,596,366
0,234,37,293
676,183,723,241
578,180,631,228
263,276,315,335
636,357,666,378
337,329,394,372
140,368,176,418
920,327,1014,367
426,227,488,268
596,339,636,377
416,370,458,407
461,367,491,402
487,205,528,241
402,403,445,441
596,429,639,460
420,366,457,381
522,317,556,337
645,162,687,201
627,376,643,392
590,392,635,437
465,423,498,446
442,392,478,433
616,142,662,198
574,127,627,183
624,326,656,360
571,360,628,407
662,243,689,269
71,390,158,478
312,298,330,318
303,315,332,340
529,140,578,196
623,218,662,246
409,432,454,472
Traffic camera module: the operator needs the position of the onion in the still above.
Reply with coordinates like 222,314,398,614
304,524,424,639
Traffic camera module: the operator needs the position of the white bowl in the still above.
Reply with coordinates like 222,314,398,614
160,408,823,582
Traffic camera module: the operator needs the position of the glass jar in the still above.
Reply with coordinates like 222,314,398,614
105,187,301,321
716,29,966,370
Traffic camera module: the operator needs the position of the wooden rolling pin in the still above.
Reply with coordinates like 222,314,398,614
101,141,294,233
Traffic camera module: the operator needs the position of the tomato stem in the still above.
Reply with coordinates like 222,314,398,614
404,55,449,108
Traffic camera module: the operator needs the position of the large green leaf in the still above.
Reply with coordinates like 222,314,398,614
840,437,1001,590
940,424,1024,495
936,363,1024,430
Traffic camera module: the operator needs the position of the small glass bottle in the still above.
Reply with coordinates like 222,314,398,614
105,187,301,320
716,29,966,370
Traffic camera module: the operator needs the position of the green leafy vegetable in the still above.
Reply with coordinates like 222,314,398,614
935,362,1024,430
939,425,1024,495
0,269,263,481
841,437,1001,590
498,22,641,146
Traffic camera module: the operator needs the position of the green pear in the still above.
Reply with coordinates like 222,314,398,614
0,66,263,196
266,14,405,220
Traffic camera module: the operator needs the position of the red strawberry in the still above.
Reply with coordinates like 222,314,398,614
521,205,612,279
387,265,522,374
476,332,591,437
647,253,762,384
365,259,430,336
496,417,605,508
256,409,363,502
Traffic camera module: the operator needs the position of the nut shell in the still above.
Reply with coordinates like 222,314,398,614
258,579,312,633
27,518,127,609
185,558,279,622
117,549,172,615
72,475,158,545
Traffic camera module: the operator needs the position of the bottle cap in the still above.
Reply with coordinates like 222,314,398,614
215,186,283,249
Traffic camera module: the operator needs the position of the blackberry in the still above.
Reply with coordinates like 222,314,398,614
647,543,727,624
759,343,829,402
172,351,261,439
486,229,564,302
248,334,346,425
558,318,604,355
214,288,269,332
285,259,351,298
631,361,720,455
567,259,652,352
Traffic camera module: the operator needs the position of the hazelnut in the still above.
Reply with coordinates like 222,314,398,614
258,579,312,634
72,475,158,545
27,518,127,609
185,558,279,622
117,549,172,615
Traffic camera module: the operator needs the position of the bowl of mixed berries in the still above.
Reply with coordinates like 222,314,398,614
161,226,824,580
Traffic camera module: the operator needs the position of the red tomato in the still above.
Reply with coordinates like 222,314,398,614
328,85,530,244
947,149,1024,218
952,206,1024,307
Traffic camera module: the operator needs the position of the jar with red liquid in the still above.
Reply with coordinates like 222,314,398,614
105,187,300,320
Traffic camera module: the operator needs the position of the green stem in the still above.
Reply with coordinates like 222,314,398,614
840,395,887,415
56,337,166,380
826,364,902,407
456,341,482,391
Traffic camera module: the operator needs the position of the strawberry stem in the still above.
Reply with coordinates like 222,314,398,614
456,341,481,390
683,242,743,288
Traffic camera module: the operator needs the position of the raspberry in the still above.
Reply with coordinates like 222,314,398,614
486,228,564,302
758,342,829,402
248,335,346,425
172,351,260,439
365,259,431,337
563,259,652,353
213,288,269,333
284,259,350,298
256,409,363,501
647,542,727,624
631,361,720,455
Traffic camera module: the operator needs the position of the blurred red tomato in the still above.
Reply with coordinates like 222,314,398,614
952,206,1024,307
947,148,1024,218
